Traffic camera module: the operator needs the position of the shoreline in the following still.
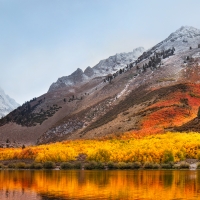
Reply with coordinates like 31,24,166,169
0,159,199,170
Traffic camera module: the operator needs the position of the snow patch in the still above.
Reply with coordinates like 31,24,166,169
192,52,200,58
116,76,136,99
151,26,200,53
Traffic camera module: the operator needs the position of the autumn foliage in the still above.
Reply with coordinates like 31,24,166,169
1,132,200,163
138,83,200,134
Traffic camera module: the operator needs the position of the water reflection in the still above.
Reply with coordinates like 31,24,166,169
0,170,200,199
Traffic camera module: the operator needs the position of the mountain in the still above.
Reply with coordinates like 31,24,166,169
1,26,200,145
48,47,145,92
0,87,20,118
151,26,200,53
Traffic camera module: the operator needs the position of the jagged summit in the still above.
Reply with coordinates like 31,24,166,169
149,26,200,53
169,26,200,39
84,66,94,77
74,68,83,73
132,47,145,55
0,87,20,117
48,47,145,92
93,47,145,74
49,68,88,92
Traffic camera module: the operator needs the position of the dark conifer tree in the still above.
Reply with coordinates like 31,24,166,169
198,107,200,119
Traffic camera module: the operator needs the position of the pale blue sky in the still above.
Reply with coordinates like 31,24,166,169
1,0,200,104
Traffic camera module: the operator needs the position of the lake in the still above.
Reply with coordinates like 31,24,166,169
0,170,200,200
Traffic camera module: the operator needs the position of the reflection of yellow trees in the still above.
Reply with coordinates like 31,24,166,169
0,170,200,199
1,132,200,163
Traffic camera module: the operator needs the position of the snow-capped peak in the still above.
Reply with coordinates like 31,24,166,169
150,26,200,53
0,87,20,117
168,26,200,40
132,47,145,56
92,47,145,75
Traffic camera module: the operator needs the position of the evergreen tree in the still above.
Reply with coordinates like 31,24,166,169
197,107,200,119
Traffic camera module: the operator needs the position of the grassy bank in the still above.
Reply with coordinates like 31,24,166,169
0,160,199,170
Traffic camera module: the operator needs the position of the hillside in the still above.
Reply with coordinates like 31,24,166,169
0,26,200,145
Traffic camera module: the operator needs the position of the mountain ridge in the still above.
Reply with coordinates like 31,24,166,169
1,26,200,144
48,47,145,92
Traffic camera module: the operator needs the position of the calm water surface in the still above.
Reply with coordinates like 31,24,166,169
0,170,200,200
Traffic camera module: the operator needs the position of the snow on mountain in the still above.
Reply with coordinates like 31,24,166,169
93,47,145,75
48,26,200,93
152,26,200,53
48,47,145,92
0,87,20,117
49,68,89,92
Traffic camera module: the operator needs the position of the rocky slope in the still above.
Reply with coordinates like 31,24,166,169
0,87,20,118
1,26,200,145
